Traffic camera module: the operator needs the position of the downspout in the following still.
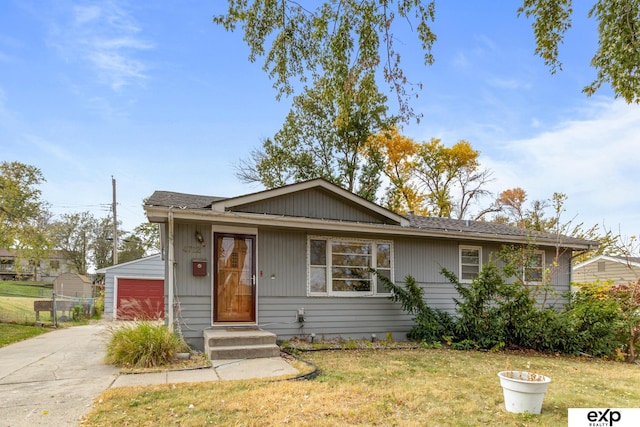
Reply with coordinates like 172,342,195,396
168,208,175,331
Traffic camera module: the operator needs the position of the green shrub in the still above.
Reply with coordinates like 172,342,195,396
93,292,104,319
374,271,453,344
559,289,622,357
105,322,189,368
441,264,542,350
72,305,83,321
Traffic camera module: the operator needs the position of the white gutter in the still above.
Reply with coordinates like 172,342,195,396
167,208,175,331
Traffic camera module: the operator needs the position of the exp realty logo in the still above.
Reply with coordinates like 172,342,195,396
568,408,640,427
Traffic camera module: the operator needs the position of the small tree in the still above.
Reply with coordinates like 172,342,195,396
610,281,640,362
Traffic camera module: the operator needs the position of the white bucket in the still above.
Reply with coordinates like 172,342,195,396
497,371,551,414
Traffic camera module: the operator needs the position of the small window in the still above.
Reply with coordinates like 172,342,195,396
50,260,60,269
524,250,545,283
597,261,606,272
308,237,393,296
460,246,482,282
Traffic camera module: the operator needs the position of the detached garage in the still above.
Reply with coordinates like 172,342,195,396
97,254,164,320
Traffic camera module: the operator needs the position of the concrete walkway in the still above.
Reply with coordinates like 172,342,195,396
0,322,298,427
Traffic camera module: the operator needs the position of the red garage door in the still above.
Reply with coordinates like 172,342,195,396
117,278,164,320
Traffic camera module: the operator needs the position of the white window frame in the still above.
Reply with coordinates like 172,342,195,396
523,250,545,284
307,236,393,297
459,245,482,283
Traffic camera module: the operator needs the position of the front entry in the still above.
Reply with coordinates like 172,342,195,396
213,233,256,323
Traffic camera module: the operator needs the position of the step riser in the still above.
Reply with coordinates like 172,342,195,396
207,335,275,347
204,329,279,360
209,345,280,360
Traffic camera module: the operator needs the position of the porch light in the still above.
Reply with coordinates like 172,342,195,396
195,230,204,244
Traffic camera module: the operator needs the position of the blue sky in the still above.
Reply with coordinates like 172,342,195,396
2,1,638,244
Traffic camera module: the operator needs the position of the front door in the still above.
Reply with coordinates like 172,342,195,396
213,233,256,323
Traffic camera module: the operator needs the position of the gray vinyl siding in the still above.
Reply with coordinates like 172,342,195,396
258,229,307,297
174,295,212,349
573,259,640,286
172,222,212,296
233,188,393,224
171,223,213,350
258,297,413,341
102,254,163,318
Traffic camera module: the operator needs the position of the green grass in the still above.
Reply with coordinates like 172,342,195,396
84,348,640,426
0,280,52,298
0,296,53,324
0,323,50,347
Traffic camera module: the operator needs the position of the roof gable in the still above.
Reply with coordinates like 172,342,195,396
212,179,407,225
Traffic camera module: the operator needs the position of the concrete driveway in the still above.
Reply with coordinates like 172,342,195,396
0,322,118,427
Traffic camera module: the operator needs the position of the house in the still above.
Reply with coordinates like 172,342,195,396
572,255,640,286
0,248,71,281
144,178,598,353
53,272,93,299
96,254,164,320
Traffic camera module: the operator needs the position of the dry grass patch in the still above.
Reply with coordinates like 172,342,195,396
84,349,639,426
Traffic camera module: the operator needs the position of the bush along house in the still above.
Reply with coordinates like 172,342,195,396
143,178,597,359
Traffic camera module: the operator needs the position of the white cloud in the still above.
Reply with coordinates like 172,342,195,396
47,0,154,90
483,98,640,237
73,5,101,24
487,77,531,90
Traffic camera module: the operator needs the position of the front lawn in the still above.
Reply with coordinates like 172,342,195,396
84,349,639,426
0,296,52,324
0,323,50,347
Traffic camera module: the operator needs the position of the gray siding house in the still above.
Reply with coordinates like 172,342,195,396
144,179,597,351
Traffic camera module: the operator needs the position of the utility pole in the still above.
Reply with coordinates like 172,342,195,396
112,176,118,265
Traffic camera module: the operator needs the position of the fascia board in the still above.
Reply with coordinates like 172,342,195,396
145,206,592,250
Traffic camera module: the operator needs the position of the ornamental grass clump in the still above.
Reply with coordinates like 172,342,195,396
105,321,189,368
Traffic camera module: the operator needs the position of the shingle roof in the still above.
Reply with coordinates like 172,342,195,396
405,214,596,247
145,191,227,209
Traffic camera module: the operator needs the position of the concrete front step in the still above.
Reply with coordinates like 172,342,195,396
209,344,281,360
204,328,280,360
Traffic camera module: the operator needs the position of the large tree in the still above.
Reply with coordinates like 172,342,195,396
215,0,436,122
236,70,390,198
217,1,640,119
92,216,117,271
0,161,51,264
50,211,98,275
519,0,640,103
413,139,493,219
365,127,425,214
365,129,495,218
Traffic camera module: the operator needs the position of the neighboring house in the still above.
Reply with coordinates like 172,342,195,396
54,272,93,299
0,248,71,281
144,178,598,352
96,254,164,320
572,255,640,286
